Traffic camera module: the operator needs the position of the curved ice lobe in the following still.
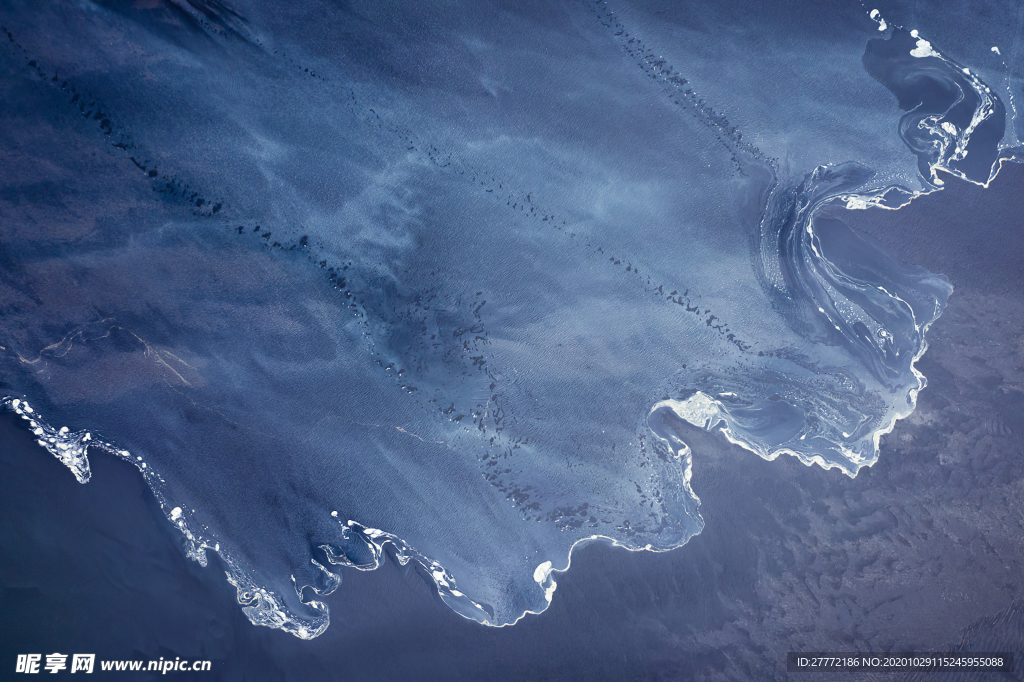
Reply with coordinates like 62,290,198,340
762,163,952,388
658,162,952,475
319,518,497,625
863,29,1006,186
225,553,330,641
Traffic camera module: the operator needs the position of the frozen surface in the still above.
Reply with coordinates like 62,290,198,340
0,0,1017,636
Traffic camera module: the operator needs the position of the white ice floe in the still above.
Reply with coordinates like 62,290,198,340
910,38,940,59
868,9,887,31
533,561,557,602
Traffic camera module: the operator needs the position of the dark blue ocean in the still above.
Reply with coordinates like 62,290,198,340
2,0,1023,679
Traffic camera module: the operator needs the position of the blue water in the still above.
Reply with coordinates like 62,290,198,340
0,0,1020,638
